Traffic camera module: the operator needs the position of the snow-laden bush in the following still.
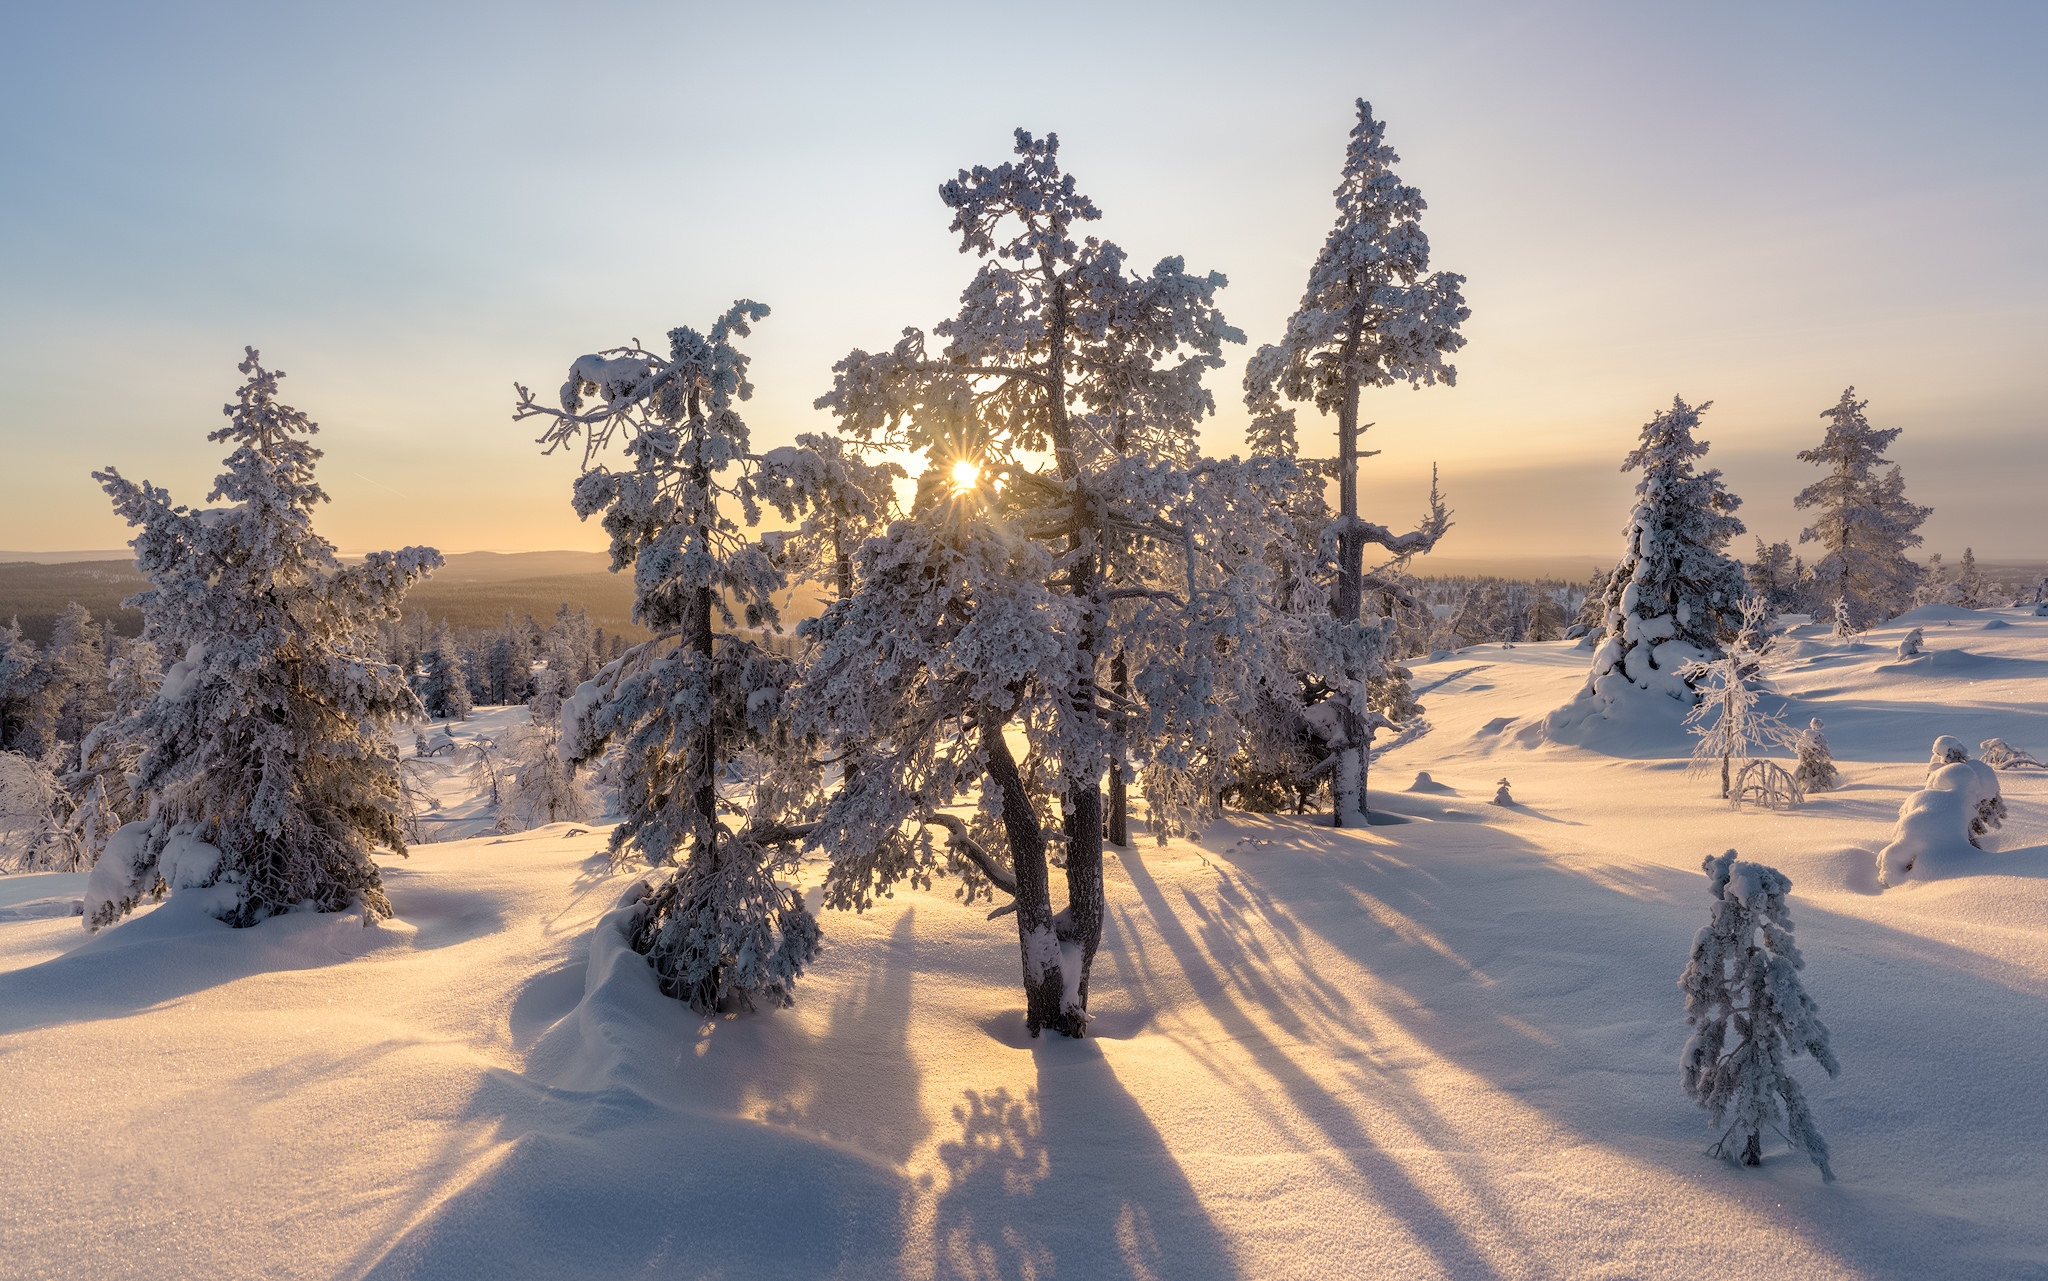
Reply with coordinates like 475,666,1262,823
1679,597,1793,802
1979,738,2044,771
1896,627,1924,660
1680,850,1839,1179
0,749,84,872
89,350,439,929
1878,739,2007,885
500,721,595,830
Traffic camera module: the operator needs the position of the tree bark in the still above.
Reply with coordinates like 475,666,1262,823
1332,312,1368,828
1107,650,1129,845
983,708,1075,1037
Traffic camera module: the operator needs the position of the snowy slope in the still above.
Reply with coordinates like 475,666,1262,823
4,611,2047,1279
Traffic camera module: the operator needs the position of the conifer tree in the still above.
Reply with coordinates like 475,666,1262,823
87,349,440,929
1680,850,1839,1179
1795,388,1930,629
49,603,112,768
418,626,472,720
0,621,56,757
807,129,1276,1036
1793,717,1841,794
1242,99,1463,824
517,303,826,1014
1574,397,1747,710
1954,547,1988,609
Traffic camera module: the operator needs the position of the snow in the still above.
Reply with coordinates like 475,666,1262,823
5,610,2048,1276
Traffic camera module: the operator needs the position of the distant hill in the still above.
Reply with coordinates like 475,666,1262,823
0,551,648,645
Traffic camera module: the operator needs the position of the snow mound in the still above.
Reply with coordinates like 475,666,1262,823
1891,604,1987,624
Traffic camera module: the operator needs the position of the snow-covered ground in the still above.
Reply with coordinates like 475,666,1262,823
5,608,2047,1279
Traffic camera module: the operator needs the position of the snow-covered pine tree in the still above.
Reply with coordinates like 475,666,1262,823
0,620,56,757
1573,397,1748,711
86,349,440,929
1680,596,1792,801
762,433,904,603
1795,388,1931,629
1681,850,1839,1178
806,128,1279,1037
48,604,113,769
1793,717,1841,793
1242,99,1464,826
418,625,472,720
517,302,825,1014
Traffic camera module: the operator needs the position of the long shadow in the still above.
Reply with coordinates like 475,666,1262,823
925,1042,1240,1280
1221,814,2048,1277
1117,846,1507,1280
0,879,504,1037
357,909,930,1278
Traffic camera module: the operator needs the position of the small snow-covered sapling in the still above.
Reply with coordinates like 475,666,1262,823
1492,778,1513,806
1793,717,1840,793
1680,850,1839,1179
1897,627,1924,659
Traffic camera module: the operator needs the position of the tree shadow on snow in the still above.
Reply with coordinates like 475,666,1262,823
355,911,933,1279
924,1047,1239,1281
1190,814,2048,1277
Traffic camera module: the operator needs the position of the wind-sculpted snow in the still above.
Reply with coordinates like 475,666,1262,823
6,608,2048,1277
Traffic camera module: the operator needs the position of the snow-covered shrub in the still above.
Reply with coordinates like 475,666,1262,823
1680,849,1838,1179
1896,627,1924,660
1877,739,2007,885
88,350,439,929
1491,778,1512,806
0,749,83,872
1793,718,1840,793
1795,388,1931,630
1562,398,1748,722
1979,739,2045,771
1733,760,1802,810
500,721,594,830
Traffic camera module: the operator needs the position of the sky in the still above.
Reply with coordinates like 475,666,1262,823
2,1,2043,564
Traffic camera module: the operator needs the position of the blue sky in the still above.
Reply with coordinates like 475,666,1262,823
2,1,2042,561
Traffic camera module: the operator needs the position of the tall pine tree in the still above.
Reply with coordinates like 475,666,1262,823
1242,99,1464,825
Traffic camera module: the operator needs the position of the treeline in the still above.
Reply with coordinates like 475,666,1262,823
374,605,630,720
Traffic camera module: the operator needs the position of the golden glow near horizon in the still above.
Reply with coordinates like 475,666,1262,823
949,459,981,493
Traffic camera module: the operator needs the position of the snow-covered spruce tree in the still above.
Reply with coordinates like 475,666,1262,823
1681,849,1839,1178
1681,596,1793,801
0,620,57,757
1954,547,1989,610
1795,388,1930,630
61,634,161,853
1243,99,1463,825
1571,397,1747,712
48,604,113,769
1793,717,1840,794
516,302,827,1014
806,129,1280,1037
87,349,440,929
418,625,472,720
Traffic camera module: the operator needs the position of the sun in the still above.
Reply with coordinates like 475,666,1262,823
949,459,981,492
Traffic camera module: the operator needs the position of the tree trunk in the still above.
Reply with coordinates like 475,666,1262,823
984,710,1077,1037
1107,650,1129,845
1741,1130,1762,1167
1332,313,1367,828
